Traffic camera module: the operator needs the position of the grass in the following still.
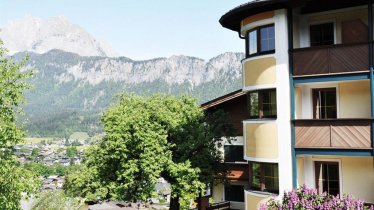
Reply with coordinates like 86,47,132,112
69,132,89,141
24,137,54,144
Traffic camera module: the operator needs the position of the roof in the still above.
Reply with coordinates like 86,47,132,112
219,0,289,32
200,89,245,110
219,0,369,32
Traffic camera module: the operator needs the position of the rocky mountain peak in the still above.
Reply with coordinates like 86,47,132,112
0,15,118,57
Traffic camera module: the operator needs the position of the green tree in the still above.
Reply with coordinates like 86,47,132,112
0,41,39,209
66,146,78,158
31,148,40,157
23,163,67,177
64,94,234,209
31,191,84,210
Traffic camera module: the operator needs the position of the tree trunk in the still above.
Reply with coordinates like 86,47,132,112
169,195,180,210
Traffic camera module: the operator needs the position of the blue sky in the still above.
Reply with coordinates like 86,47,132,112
0,0,249,60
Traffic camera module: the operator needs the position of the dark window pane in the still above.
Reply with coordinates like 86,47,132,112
249,92,259,118
251,163,261,189
315,162,340,196
310,23,334,46
224,145,244,162
252,176,261,189
313,88,336,119
250,162,279,193
325,107,337,118
225,185,245,202
260,26,275,51
261,40,269,51
248,90,277,118
262,90,277,118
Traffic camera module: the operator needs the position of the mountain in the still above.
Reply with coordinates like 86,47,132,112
15,50,244,137
1,16,244,137
0,16,118,57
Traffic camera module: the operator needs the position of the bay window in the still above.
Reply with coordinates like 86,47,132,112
249,162,279,193
248,89,277,119
246,24,275,57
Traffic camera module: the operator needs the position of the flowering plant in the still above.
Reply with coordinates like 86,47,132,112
260,185,373,210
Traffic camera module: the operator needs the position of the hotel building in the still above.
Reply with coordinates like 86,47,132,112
216,0,374,209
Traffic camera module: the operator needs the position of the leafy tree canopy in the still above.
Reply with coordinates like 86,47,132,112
65,94,234,209
66,146,78,158
0,41,39,209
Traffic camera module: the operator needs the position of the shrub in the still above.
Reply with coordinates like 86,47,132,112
261,185,373,210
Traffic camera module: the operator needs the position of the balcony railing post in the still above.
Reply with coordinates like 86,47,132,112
287,7,297,189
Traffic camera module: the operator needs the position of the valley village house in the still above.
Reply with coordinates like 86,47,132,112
205,0,374,209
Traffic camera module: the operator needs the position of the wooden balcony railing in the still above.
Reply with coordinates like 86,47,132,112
207,201,230,210
294,119,372,149
293,42,369,76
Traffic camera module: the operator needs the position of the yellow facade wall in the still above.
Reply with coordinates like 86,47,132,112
245,123,278,159
246,193,271,210
243,57,276,87
339,80,370,118
297,157,305,187
294,87,302,118
312,156,374,203
212,181,224,203
341,156,374,203
307,8,367,44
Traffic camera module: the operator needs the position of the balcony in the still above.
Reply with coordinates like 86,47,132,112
294,119,372,149
226,163,249,181
293,42,369,76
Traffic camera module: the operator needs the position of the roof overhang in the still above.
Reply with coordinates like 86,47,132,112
200,89,245,110
219,0,370,32
219,0,290,32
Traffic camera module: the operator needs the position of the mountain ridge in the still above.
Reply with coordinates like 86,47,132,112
2,16,244,137
15,49,244,137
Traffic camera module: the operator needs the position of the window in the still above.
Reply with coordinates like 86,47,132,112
315,162,340,196
224,145,244,162
246,24,275,56
312,88,337,119
310,23,334,46
248,89,277,119
249,162,279,193
224,184,245,202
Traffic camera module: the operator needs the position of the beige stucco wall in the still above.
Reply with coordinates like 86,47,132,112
341,156,374,202
245,123,278,159
243,57,276,87
307,8,368,44
297,157,305,187
246,193,271,210
294,87,302,118
339,80,370,118
212,181,224,203
309,156,374,203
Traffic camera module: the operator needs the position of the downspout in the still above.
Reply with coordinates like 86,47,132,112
238,31,245,39
369,0,374,157
287,7,297,188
